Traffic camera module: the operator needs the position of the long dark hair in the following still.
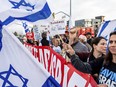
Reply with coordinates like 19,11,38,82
89,36,106,58
104,31,116,65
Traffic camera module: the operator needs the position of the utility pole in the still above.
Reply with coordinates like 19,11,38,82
70,0,72,17
68,0,73,31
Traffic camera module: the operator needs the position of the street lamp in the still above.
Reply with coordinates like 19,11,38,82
70,0,72,17
55,11,70,18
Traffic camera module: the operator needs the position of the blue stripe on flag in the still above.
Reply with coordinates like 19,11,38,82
42,76,61,87
97,21,110,36
0,21,2,51
2,16,15,26
2,2,51,25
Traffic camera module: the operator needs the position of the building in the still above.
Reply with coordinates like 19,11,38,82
95,16,105,22
75,16,105,35
75,19,92,27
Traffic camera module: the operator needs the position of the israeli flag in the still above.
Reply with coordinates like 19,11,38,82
0,26,60,86
97,20,116,40
22,22,30,33
0,0,60,86
0,0,52,25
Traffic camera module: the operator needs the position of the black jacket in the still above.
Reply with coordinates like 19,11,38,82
41,38,49,46
70,54,104,74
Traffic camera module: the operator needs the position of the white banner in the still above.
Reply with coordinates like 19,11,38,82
50,20,65,36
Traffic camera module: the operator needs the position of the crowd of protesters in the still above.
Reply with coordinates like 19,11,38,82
62,30,116,87
14,27,116,87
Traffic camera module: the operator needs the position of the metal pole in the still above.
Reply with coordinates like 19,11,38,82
68,0,72,32
70,0,71,17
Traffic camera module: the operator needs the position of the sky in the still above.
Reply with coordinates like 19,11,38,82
47,0,116,25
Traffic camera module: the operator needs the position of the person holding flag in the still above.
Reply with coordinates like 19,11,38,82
68,27,90,62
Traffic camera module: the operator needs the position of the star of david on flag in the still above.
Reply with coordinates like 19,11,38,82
22,21,30,33
0,65,28,87
9,0,35,11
